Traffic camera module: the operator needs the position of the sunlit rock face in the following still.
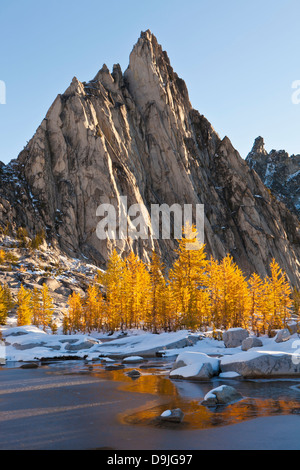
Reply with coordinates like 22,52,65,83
0,31,300,286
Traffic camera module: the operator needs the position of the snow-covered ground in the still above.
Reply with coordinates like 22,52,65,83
2,324,300,380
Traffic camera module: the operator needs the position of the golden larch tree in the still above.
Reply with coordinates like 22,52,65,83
17,285,32,326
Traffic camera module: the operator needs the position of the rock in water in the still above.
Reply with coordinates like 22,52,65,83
201,385,243,406
20,363,39,369
0,31,300,287
170,362,215,381
170,351,220,380
158,408,184,423
126,369,141,378
220,351,300,378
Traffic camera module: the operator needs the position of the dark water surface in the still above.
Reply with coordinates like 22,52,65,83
1,359,300,450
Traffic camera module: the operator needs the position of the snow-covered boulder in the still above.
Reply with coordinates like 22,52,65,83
241,336,263,351
223,328,249,348
171,351,220,373
219,371,241,379
159,408,184,423
169,352,220,381
170,362,214,380
201,385,243,406
122,356,145,364
221,350,300,378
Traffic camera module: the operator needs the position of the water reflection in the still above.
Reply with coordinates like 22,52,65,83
121,392,300,430
45,360,300,431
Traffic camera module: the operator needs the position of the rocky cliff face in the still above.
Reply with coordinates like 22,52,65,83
246,136,300,219
0,31,300,286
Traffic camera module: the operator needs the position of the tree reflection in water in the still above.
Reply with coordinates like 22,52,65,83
87,366,300,430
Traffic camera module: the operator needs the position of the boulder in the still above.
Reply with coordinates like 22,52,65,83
170,362,214,381
287,323,298,335
241,336,263,351
126,369,141,378
171,352,220,373
55,285,72,297
105,364,125,371
202,385,243,406
221,350,300,378
20,363,39,369
158,408,184,423
275,328,292,343
39,278,61,291
223,328,249,348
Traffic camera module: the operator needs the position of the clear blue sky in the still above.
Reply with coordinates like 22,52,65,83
1,0,300,164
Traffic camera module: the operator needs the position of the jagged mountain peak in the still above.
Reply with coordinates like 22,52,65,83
0,32,300,287
249,136,268,157
246,139,300,220
125,30,191,114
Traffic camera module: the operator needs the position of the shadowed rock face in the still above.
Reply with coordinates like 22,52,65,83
246,136,300,219
0,30,300,286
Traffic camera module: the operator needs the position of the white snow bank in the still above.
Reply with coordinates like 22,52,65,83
2,326,102,362
122,356,144,363
93,330,200,358
2,323,300,369
219,371,241,378
1,327,201,363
